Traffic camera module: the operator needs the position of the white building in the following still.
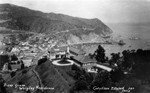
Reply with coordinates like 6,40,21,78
11,47,20,55
22,57,34,67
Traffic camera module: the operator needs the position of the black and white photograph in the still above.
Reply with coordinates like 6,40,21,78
0,0,150,93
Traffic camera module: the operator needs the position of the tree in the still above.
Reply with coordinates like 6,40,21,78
73,80,88,91
22,70,27,74
8,63,12,70
122,50,134,70
110,68,124,82
10,71,16,77
70,65,94,92
0,75,6,93
21,62,25,69
37,57,48,66
90,71,112,93
0,55,9,69
11,54,18,61
109,53,120,66
94,45,106,63
71,64,80,71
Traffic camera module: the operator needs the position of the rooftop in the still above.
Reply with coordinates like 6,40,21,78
80,55,97,64
69,46,86,55
50,46,67,53
73,55,97,64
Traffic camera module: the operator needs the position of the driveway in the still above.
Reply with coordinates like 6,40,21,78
52,59,74,66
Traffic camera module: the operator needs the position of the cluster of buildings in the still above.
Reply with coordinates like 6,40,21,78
1,35,59,71
0,34,113,73
49,45,112,73
1,42,40,71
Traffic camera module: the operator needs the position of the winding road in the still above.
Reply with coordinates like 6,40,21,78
30,49,48,92
32,66,44,90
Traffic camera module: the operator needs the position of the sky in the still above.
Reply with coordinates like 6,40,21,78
0,0,150,23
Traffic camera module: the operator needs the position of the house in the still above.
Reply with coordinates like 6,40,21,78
49,46,86,60
18,50,25,58
71,55,98,73
2,63,8,71
33,44,38,48
10,64,21,71
2,62,22,72
49,46,68,59
21,46,30,50
22,56,34,67
0,46,5,54
23,50,37,57
45,37,49,41
21,42,29,46
72,54,111,72
11,47,20,55
81,55,97,66
80,55,112,72
80,55,98,73
18,49,37,59
72,54,112,72
30,47,40,53
87,66,98,73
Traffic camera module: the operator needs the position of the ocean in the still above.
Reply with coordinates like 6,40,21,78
84,23,150,58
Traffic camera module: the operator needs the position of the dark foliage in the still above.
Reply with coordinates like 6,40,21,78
70,65,94,92
109,53,120,66
0,76,6,93
22,70,27,74
71,46,150,93
94,45,106,63
0,55,9,70
8,63,12,70
11,54,18,61
10,71,16,77
37,57,48,66
17,81,24,85
110,69,124,82
21,62,25,69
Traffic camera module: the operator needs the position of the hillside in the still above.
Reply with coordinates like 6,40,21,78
2,67,39,93
35,60,75,93
1,60,75,93
0,3,112,44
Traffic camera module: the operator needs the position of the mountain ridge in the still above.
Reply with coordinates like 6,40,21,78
0,3,113,43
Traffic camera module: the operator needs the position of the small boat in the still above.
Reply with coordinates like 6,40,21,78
129,36,140,40
118,40,125,45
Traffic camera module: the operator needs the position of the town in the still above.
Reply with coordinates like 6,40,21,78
0,33,113,73
2,29,148,93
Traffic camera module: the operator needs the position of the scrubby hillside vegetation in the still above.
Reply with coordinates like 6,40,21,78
0,3,112,44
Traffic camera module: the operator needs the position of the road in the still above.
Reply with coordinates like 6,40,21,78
26,40,57,92
30,49,48,92
52,59,74,66
32,49,47,65
32,66,44,91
